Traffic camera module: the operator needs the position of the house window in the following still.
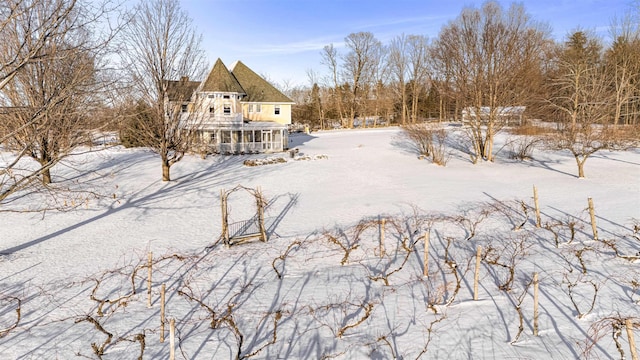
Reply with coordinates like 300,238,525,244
209,132,216,143
274,105,280,115
224,105,231,115
181,104,187,113
209,107,214,113
221,131,231,144
248,104,253,113
223,95,230,99
254,131,262,142
255,104,261,112
208,94,215,98
243,131,253,143
232,131,241,143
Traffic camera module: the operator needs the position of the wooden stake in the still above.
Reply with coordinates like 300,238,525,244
627,319,638,360
473,245,482,300
257,187,267,242
221,189,229,246
380,218,386,258
533,185,541,228
169,318,176,360
160,283,166,343
147,251,152,308
423,232,430,277
533,272,539,336
588,197,598,241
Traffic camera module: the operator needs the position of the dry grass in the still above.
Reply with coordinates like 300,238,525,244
506,124,551,136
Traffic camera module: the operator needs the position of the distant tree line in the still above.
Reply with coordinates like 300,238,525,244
290,2,640,134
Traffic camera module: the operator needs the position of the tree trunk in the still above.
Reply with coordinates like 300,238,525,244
162,160,171,181
576,157,586,178
411,91,419,123
401,84,407,125
485,123,494,162
42,168,52,185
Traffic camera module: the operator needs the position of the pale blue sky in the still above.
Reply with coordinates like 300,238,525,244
181,0,636,87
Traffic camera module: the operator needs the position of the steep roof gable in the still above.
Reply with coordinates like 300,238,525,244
230,61,294,103
200,58,245,94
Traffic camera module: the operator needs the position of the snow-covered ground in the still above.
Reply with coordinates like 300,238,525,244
1,127,639,359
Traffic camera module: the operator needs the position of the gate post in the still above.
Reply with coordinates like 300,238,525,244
257,187,267,242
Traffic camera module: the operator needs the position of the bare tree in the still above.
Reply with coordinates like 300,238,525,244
544,31,638,178
430,1,550,162
367,40,387,128
605,16,640,125
0,0,118,206
120,0,207,181
305,69,325,129
0,0,76,91
321,44,345,127
342,32,382,128
387,34,409,125
407,34,430,123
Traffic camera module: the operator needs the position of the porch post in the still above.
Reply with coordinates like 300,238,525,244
240,128,245,153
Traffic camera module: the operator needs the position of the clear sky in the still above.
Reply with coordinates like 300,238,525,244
180,0,636,87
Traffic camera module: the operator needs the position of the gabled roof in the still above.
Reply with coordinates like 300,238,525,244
230,61,294,103
166,77,200,102
200,58,245,94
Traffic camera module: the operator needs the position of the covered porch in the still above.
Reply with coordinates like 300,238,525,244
200,121,289,155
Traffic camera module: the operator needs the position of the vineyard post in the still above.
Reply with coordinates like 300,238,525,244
473,245,482,300
160,283,166,343
588,197,598,241
626,319,638,360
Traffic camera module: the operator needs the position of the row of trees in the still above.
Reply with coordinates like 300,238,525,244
293,2,640,163
0,0,208,209
0,0,115,205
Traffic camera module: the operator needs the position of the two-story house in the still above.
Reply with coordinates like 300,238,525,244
167,58,294,154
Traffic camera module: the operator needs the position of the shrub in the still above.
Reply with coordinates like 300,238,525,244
403,123,449,166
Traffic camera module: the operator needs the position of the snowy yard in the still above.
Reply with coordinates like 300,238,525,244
1,127,639,359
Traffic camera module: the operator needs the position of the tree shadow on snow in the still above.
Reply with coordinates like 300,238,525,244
0,153,284,256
